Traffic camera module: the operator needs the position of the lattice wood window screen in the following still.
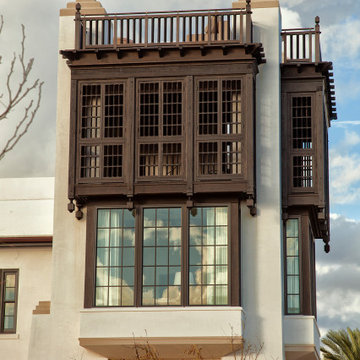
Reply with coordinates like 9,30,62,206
291,96,313,188
196,78,242,177
79,83,125,181
138,80,184,178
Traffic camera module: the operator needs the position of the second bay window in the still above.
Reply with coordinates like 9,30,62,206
87,204,238,308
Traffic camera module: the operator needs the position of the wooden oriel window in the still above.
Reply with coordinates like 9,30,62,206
291,96,314,188
0,270,18,333
137,80,184,178
86,204,239,308
78,83,125,181
196,78,242,177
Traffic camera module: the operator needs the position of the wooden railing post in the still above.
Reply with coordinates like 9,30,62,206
245,0,252,43
315,16,320,63
75,3,81,50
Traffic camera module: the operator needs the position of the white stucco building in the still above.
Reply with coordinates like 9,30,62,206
0,0,336,359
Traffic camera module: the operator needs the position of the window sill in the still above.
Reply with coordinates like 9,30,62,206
0,333,19,340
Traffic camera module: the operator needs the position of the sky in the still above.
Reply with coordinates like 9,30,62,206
0,0,360,338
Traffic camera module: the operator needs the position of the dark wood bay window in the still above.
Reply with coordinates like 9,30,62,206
137,80,184,179
78,83,125,182
87,203,239,308
196,78,242,178
0,270,18,333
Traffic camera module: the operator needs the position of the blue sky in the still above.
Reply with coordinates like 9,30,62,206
0,0,359,337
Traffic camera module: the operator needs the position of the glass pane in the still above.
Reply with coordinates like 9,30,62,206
169,267,181,285
5,274,16,287
156,247,168,266
143,247,155,266
123,248,135,266
169,208,181,226
157,228,168,246
216,246,228,265
96,268,109,286
203,227,215,245
122,267,134,286
189,246,201,265
157,208,169,226
98,209,110,228
122,286,134,306
110,229,122,247
216,207,228,225
156,267,168,286
189,266,201,285
189,286,201,305
202,266,215,284
287,276,300,294
288,295,300,313
169,227,181,245
143,267,155,286
109,267,121,286
287,257,299,275
144,209,156,227
97,229,109,247
144,229,155,246
95,287,108,306
123,229,135,246
216,266,228,285
124,210,135,227
216,286,228,305
203,208,215,226
4,303,14,316
190,227,202,246
3,316,14,330
189,208,201,226
169,247,181,266
203,246,215,265
287,237,298,256
216,227,228,245
4,288,15,302
111,209,123,227
142,287,155,305
202,286,215,305
156,287,168,305
109,287,121,306
97,248,109,266
110,247,121,267
286,219,298,237
168,286,181,305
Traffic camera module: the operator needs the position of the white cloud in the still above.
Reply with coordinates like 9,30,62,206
281,7,302,28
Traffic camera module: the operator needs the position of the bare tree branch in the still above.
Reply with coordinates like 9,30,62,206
0,16,43,161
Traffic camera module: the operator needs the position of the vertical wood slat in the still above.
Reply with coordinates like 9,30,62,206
151,17,155,43
176,15,179,45
239,13,243,43
145,16,148,46
113,18,117,48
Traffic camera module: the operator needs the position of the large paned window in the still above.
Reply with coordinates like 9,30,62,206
0,270,18,333
79,83,125,181
91,206,234,307
137,80,184,178
285,219,300,314
291,96,314,188
196,78,242,177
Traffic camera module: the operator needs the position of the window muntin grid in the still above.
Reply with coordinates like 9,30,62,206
95,209,135,307
1,271,18,332
285,219,300,314
79,82,125,181
293,155,313,188
138,80,184,178
142,208,182,306
292,97,312,149
196,78,243,178
189,207,229,305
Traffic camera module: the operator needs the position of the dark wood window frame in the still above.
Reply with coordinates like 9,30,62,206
85,201,240,308
0,269,19,334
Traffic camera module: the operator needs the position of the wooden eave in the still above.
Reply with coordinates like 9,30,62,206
0,236,52,247
281,61,337,121
60,43,266,68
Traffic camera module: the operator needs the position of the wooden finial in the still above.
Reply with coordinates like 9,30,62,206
76,3,81,12
315,16,320,24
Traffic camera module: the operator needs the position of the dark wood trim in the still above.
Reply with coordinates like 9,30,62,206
230,201,240,306
0,236,52,246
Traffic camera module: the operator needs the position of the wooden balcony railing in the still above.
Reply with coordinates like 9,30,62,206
74,1,253,50
281,17,322,63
